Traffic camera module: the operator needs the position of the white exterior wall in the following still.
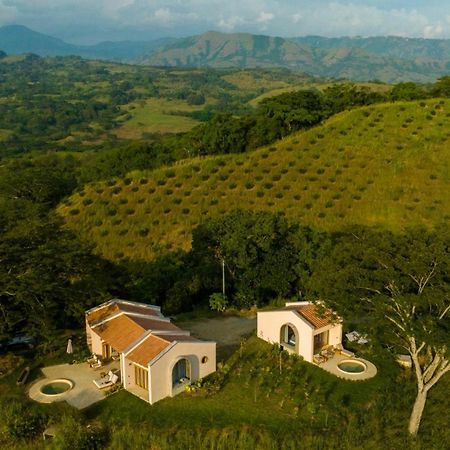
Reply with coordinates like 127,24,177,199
257,311,315,362
86,323,103,357
148,341,216,404
257,311,342,363
328,323,342,346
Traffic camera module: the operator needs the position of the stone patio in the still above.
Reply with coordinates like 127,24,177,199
28,360,120,409
316,353,377,381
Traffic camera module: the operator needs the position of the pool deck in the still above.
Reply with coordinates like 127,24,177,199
316,353,377,381
28,360,120,409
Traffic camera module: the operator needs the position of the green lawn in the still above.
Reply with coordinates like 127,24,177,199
115,98,202,138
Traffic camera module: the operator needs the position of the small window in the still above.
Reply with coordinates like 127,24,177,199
201,356,208,364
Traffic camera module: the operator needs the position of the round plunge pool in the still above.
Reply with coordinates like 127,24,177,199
40,379,74,396
337,359,367,374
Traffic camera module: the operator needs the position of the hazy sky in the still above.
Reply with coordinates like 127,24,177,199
1,1,450,44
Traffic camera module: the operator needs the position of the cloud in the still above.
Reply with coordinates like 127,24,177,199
1,0,449,42
256,11,274,24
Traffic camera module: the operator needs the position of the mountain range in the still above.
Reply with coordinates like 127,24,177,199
2,25,450,82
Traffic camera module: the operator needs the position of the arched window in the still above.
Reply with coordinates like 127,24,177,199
280,324,297,348
172,358,191,387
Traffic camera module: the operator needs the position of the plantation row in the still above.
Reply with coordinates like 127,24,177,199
59,99,450,261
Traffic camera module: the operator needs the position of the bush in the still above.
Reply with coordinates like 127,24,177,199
209,293,228,312
69,208,80,215
111,186,122,194
139,228,149,237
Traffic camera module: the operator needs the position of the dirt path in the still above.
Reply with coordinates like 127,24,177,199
179,316,256,360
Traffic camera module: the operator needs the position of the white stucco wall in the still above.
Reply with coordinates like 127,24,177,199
257,310,343,363
148,341,216,404
257,310,315,362
86,323,103,356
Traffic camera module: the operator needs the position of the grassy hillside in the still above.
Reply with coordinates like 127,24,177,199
59,99,450,262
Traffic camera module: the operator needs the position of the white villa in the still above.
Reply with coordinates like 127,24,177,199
85,299,216,404
257,301,343,363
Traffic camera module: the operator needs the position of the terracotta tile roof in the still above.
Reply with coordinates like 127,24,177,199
127,335,171,366
86,303,121,325
284,304,334,329
86,300,160,326
116,303,161,317
132,317,182,332
93,315,145,352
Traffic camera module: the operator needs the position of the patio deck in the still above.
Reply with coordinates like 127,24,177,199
315,353,377,381
28,360,120,409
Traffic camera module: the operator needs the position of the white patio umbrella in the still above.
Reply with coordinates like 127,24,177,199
66,338,73,354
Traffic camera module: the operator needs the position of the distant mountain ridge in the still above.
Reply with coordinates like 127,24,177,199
2,25,450,82
0,24,173,61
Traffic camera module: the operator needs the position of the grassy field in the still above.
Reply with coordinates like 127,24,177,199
84,336,448,448
115,98,202,138
59,99,450,262
1,332,449,448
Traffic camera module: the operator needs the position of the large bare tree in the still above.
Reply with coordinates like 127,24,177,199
311,226,450,436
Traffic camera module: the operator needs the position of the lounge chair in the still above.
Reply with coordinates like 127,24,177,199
93,370,119,389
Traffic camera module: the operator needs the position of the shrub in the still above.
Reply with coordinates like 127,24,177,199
229,182,237,189
139,228,149,237
209,292,228,312
124,178,132,185
95,188,104,194
94,219,103,226
175,182,182,188
245,181,254,190
125,208,135,215
275,192,283,199
82,198,93,206
106,180,117,187
172,198,182,205
119,198,128,204
181,208,190,215
256,190,264,198
157,179,166,186
112,186,122,194
272,174,281,181
148,187,156,194
107,208,117,216
112,219,122,225
263,182,273,189
192,165,201,173
119,229,128,236
131,186,139,192
100,230,109,237
69,208,80,215
165,189,174,195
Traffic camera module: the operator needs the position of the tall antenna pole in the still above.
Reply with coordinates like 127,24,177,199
222,259,225,298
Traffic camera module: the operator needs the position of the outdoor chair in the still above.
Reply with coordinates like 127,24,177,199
93,370,119,389
313,354,327,365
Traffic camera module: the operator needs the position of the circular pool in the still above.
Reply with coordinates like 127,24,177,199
39,379,73,396
337,359,367,374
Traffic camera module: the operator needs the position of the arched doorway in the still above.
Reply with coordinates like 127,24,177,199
280,324,298,351
172,358,191,388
